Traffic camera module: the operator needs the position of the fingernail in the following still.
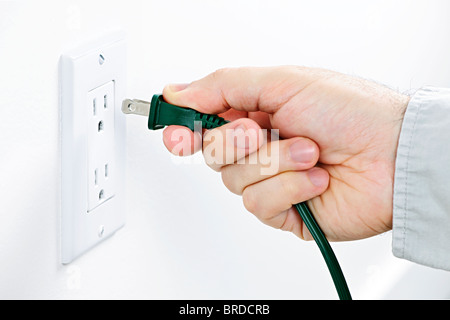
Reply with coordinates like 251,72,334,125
167,83,189,92
289,140,316,163
308,168,328,187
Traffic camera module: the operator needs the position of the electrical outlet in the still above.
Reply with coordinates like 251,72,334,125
87,81,115,211
60,31,126,264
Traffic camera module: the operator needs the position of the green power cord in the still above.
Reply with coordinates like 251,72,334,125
122,94,352,300
295,203,351,300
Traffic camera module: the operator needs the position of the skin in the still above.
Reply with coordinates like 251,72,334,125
161,66,410,242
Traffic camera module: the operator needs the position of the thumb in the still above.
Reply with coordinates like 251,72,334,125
162,66,318,115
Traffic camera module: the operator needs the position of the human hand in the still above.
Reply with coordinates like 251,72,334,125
161,66,410,241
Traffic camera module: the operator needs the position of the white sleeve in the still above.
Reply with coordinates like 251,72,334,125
393,87,450,271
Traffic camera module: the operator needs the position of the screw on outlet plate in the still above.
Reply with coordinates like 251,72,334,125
98,225,105,237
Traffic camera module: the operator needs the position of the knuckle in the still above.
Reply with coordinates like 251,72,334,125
279,172,303,201
211,67,230,80
221,167,242,195
242,187,258,214
242,187,273,223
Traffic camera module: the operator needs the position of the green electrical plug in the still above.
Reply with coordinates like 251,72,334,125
122,94,229,131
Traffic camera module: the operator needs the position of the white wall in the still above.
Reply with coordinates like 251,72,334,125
1,0,450,299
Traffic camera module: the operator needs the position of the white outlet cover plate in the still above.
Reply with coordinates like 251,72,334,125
60,31,126,264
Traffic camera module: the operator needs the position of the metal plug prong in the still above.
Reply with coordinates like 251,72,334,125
121,99,151,117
